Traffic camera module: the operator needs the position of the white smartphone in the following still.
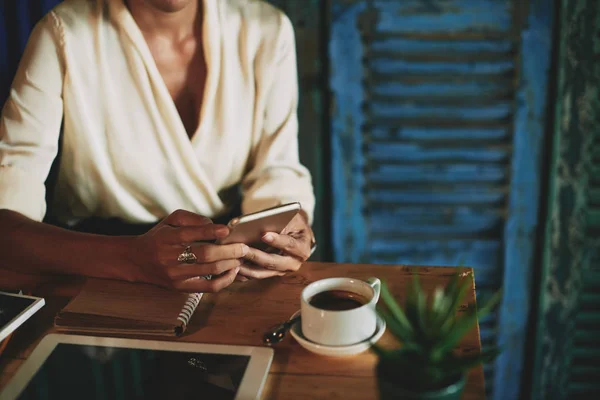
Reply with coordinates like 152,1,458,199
217,202,301,251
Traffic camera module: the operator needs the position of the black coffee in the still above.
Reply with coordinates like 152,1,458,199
308,290,368,311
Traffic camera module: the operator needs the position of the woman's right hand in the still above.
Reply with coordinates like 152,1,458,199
127,209,247,292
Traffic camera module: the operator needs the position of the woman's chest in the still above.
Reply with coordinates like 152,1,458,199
62,27,260,190
146,36,207,139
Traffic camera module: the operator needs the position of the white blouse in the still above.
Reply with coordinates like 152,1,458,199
0,0,314,225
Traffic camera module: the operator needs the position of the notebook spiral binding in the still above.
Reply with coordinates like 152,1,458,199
176,293,203,328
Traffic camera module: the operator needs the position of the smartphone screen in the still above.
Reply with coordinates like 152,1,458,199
217,203,301,250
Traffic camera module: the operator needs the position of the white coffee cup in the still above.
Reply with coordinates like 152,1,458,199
300,277,381,346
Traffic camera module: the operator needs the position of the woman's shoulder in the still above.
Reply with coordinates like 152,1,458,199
219,0,294,65
220,0,294,41
43,0,107,35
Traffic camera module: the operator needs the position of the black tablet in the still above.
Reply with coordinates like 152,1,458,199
0,291,45,342
1,334,274,400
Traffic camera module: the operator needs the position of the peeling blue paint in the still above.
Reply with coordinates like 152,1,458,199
532,0,600,398
370,127,509,141
498,1,555,398
330,2,369,262
370,103,513,120
371,38,515,53
370,59,514,75
373,0,513,32
369,164,507,183
367,144,509,162
330,1,555,398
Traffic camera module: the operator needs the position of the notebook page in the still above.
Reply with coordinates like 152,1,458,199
60,279,192,326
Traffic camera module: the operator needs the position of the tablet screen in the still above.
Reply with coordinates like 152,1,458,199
17,344,250,400
1,292,44,342
0,293,36,328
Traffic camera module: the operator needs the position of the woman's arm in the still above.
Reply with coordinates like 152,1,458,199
0,209,245,292
0,15,126,280
237,10,316,279
240,11,316,224
0,14,63,223
0,209,134,280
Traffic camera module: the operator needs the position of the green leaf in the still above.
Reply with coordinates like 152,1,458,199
432,290,502,359
440,348,500,375
412,274,429,338
427,272,459,336
430,287,445,315
379,308,415,343
380,281,414,339
479,347,500,363
404,273,428,339
405,275,421,332
437,274,472,336
436,310,478,356
449,274,472,312
444,267,465,299
401,342,424,353
429,287,449,334
370,342,388,358
476,289,502,319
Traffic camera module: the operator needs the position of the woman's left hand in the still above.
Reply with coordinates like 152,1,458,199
238,212,314,280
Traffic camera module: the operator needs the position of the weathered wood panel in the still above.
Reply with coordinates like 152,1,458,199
532,0,600,398
329,1,555,399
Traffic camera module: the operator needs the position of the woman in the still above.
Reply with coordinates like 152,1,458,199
0,0,315,292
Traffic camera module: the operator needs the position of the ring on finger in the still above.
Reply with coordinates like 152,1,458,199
177,245,197,264
177,246,213,280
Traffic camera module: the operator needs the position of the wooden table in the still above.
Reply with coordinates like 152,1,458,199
0,262,485,399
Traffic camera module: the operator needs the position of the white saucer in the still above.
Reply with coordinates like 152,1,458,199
289,310,386,357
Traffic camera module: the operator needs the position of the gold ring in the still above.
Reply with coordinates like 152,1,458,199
177,246,197,264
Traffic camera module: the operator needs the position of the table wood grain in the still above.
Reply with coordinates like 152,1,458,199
0,262,485,399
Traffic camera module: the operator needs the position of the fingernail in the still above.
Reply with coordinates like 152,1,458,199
241,244,249,255
263,233,274,243
235,267,241,274
216,226,229,236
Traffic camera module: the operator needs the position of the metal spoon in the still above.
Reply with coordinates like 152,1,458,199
263,315,301,345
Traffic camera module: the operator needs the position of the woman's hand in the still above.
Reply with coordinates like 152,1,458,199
238,212,314,280
127,209,247,292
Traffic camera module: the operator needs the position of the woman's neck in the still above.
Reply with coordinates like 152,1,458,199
125,0,201,41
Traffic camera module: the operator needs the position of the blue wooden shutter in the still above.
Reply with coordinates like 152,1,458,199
532,0,600,398
329,1,554,399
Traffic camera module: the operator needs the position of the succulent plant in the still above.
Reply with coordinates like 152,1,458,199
373,270,501,392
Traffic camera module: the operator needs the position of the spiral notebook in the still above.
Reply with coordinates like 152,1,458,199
54,279,203,337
